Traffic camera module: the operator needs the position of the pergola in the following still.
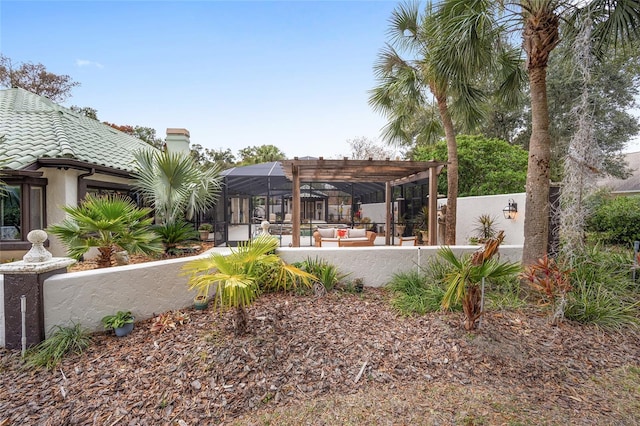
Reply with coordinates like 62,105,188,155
280,158,447,247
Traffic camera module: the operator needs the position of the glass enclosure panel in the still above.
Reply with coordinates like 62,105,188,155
30,186,44,230
1,185,21,240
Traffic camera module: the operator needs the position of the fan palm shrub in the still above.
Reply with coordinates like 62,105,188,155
48,194,163,267
132,150,222,225
182,234,314,335
440,231,521,330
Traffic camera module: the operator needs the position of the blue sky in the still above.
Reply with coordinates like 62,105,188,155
1,0,401,158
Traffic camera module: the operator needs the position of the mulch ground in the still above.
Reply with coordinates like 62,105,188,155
1,288,639,425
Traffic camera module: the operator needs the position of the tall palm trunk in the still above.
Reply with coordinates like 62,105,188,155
435,92,458,245
522,7,559,266
523,66,552,266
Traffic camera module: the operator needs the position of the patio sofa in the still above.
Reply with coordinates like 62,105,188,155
313,228,377,247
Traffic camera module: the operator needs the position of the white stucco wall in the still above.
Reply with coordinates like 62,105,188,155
43,248,230,337
0,241,523,345
277,245,523,288
450,193,526,245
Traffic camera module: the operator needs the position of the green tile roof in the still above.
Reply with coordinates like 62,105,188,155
0,88,158,171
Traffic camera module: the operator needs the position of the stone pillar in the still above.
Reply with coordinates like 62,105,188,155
0,231,75,349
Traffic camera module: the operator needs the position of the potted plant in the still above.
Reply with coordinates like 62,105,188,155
193,291,209,310
414,206,429,244
395,215,406,237
472,214,498,243
198,223,213,241
101,311,135,337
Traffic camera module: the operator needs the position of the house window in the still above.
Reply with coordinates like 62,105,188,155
1,185,21,240
0,175,47,249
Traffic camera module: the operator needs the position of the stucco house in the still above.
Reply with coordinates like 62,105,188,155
0,87,190,261
597,151,640,196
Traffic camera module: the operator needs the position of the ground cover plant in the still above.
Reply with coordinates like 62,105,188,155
22,323,92,370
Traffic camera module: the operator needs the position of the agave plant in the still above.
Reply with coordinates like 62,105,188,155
48,194,163,267
182,234,315,335
440,231,520,330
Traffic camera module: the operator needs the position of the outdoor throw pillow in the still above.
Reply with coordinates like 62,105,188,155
348,228,367,238
317,228,336,238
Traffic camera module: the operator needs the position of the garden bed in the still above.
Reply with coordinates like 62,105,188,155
68,242,216,272
1,288,639,425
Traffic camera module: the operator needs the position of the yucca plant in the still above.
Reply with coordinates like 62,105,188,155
23,323,92,370
48,194,163,267
182,234,314,335
440,231,521,330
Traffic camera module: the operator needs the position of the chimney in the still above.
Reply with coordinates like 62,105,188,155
165,128,190,154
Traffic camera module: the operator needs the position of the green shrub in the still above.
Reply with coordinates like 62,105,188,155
565,280,639,329
564,245,639,329
295,257,348,292
154,219,199,254
386,270,456,316
23,323,92,370
486,276,526,310
586,195,640,246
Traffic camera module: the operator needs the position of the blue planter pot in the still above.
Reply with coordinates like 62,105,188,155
114,321,134,337
194,296,209,310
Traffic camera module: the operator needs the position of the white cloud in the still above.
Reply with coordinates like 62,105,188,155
75,59,104,69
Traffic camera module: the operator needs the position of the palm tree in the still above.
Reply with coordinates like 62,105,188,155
182,234,315,335
132,149,223,225
443,0,640,265
510,1,639,266
48,194,163,268
370,0,523,244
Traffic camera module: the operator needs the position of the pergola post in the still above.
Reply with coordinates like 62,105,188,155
385,181,392,246
292,165,301,247
428,165,438,245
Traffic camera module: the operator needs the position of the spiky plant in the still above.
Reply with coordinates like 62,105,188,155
48,194,163,267
182,234,314,335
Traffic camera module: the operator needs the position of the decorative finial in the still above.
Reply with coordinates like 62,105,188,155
23,230,53,263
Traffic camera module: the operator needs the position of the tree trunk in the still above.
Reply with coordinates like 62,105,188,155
521,6,559,267
463,284,481,331
234,305,248,336
436,94,458,246
522,65,552,267
97,246,113,268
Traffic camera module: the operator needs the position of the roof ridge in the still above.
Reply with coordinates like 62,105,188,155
51,110,75,158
